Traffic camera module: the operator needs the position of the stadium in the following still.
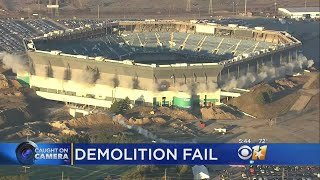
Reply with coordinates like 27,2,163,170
22,20,302,115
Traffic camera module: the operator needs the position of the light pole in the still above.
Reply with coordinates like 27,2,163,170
244,0,247,16
232,1,235,15
235,2,238,15
22,166,30,173
97,4,100,19
274,0,277,15
305,0,307,8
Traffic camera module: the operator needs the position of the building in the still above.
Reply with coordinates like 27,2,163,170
22,20,302,115
278,7,320,19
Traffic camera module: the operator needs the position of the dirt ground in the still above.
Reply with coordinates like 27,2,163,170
195,72,319,144
1,0,320,18
227,73,318,118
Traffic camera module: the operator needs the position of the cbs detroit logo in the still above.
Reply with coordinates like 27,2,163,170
238,145,267,161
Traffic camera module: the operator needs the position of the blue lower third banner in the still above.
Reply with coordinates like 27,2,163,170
0,142,71,165
0,142,319,165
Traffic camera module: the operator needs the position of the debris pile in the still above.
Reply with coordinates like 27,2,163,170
113,114,173,143
151,117,167,125
200,107,238,120
39,132,60,142
169,122,197,136
10,79,22,89
158,107,197,121
49,121,77,136
275,78,297,89
7,128,36,139
66,113,112,128
50,121,69,129
48,113,113,136
0,74,9,89
128,117,151,125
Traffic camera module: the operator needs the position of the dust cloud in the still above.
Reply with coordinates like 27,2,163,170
1,52,29,74
222,54,314,90
167,82,217,95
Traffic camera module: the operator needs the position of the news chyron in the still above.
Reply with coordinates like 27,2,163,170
0,142,319,165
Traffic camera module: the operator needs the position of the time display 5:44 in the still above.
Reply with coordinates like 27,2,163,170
238,139,251,143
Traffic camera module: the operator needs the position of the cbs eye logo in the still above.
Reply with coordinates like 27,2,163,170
238,145,267,161
15,141,38,165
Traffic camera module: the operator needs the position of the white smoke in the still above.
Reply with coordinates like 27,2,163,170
1,53,29,74
197,82,218,93
308,60,314,68
222,54,314,90
167,82,217,95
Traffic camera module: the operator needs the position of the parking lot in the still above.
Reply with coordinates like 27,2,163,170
207,165,320,179
25,19,64,34
56,19,106,29
0,18,109,53
241,165,320,180
0,20,30,52
0,19,65,53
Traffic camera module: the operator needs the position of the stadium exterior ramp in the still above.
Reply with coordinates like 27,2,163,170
23,20,301,112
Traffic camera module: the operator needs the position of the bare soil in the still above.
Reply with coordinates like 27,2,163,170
227,74,318,118
1,0,319,18
200,107,238,120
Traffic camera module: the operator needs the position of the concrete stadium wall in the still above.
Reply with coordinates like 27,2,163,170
30,75,154,106
29,75,221,108
28,51,224,91
28,43,301,94
28,51,223,108
218,45,301,85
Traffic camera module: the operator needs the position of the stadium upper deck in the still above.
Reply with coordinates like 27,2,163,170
33,32,273,64
29,20,300,65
